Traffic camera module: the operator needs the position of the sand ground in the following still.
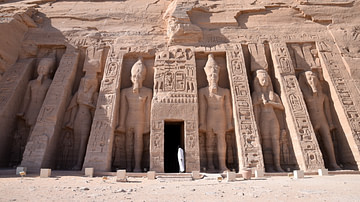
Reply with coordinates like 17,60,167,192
0,173,360,202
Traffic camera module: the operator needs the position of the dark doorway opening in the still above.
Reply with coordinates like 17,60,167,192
164,121,184,173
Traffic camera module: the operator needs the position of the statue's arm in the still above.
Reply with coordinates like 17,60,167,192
117,89,127,133
90,91,99,117
252,93,261,132
144,89,152,134
198,89,207,132
66,92,78,129
18,83,31,117
324,95,334,129
224,89,234,131
271,93,285,110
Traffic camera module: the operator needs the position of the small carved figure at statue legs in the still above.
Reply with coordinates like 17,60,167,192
206,131,216,172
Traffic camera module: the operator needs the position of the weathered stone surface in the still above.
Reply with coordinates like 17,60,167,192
0,0,359,174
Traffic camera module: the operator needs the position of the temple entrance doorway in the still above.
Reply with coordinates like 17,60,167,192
164,121,184,173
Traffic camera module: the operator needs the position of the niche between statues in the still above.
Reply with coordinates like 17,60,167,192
243,43,299,172
196,52,239,172
55,46,107,170
288,43,358,170
9,46,65,168
112,53,155,172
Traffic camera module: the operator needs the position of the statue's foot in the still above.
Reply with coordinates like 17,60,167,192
329,164,341,171
275,166,285,172
133,168,142,173
207,166,216,173
72,165,82,170
266,166,276,173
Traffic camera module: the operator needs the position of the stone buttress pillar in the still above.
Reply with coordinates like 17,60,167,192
317,41,360,168
0,59,35,166
21,48,80,171
270,42,324,171
82,46,126,171
226,44,264,171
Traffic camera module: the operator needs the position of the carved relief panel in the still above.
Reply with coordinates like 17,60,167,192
196,52,238,172
8,47,65,167
151,46,200,173
225,44,264,171
316,41,360,169
270,42,324,171
56,46,105,170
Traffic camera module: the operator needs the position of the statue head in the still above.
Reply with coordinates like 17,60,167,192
253,69,274,94
131,58,147,93
204,54,220,93
255,69,270,87
37,58,55,77
303,70,320,93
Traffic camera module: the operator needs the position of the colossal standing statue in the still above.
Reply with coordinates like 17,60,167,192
66,76,99,170
117,58,152,172
199,54,233,173
17,58,55,132
299,70,341,170
252,69,285,172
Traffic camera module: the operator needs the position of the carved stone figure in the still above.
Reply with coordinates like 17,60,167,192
17,58,55,132
299,70,341,170
199,54,233,173
252,69,285,172
66,76,98,170
116,58,152,172
61,130,73,169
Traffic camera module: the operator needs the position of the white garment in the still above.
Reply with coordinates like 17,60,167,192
177,147,185,172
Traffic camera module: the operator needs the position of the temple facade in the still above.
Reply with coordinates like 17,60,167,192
0,0,360,173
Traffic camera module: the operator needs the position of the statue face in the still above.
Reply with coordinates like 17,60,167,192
130,59,146,93
37,60,52,76
257,71,269,87
207,70,219,87
305,71,319,93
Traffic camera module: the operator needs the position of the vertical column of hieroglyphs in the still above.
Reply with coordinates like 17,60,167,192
316,41,360,167
0,59,35,166
225,44,264,171
150,47,199,172
150,119,164,172
269,43,324,171
21,48,79,171
83,46,126,171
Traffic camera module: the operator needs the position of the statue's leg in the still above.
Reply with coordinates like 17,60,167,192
271,123,284,172
133,127,144,172
320,126,341,170
217,132,228,172
261,128,274,172
206,131,215,172
73,124,91,170
125,130,133,172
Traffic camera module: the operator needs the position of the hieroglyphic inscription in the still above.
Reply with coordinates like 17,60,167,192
226,44,264,170
149,120,164,171
270,43,324,171
82,45,126,171
21,50,80,171
317,41,360,166
153,47,197,104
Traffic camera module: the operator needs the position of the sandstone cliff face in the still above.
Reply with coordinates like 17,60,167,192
0,0,359,173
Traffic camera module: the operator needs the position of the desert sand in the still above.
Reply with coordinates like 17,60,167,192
1,172,360,202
